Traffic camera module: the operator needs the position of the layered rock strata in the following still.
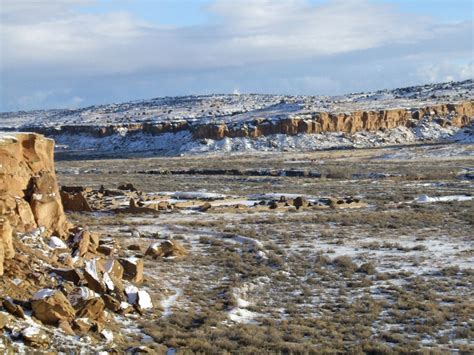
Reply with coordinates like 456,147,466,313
15,101,474,141
0,133,70,237
0,133,154,344
192,101,474,140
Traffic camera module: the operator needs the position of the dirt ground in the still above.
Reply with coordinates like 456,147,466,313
57,143,474,353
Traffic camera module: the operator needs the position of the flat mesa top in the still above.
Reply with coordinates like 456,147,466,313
0,132,20,143
0,80,473,129
0,132,51,145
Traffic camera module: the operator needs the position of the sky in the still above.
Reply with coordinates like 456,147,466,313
0,0,473,112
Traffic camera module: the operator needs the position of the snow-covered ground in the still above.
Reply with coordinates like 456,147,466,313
1,80,472,129
1,80,472,156
52,143,473,352
160,286,183,317
415,194,473,203
49,119,473,156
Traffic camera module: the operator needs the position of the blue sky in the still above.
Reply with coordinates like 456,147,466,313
81,0,473,24
1,0,472,111
78,0,212,26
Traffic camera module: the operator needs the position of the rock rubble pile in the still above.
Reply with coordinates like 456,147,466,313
59,182,367,215
0,133,154,350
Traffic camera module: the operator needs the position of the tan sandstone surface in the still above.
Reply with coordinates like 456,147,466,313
192,101,474,140
0,133,159,351
0,133,70,238
23,100,474,141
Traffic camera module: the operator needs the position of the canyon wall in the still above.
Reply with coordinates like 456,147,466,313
14,101,474,141
192,101,474,140
0,133,70,239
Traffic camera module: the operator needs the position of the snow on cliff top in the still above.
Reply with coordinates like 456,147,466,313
1,80,472,129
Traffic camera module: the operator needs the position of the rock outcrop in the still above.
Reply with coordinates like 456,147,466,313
31,289,76,325
60,190,93,212
21,121,190,139
13,101,474,142
191,101,474,140
0,133,158,350
0,217,14,276
145,240,188,259
0,133,70,237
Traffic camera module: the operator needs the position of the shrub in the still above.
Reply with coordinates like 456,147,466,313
357,262,376,275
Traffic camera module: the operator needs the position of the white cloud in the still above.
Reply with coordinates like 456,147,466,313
15,89,84,110
208,0,432,51
2,0,464,72
416,61,474,83
0,0,472,110
16,90,56,108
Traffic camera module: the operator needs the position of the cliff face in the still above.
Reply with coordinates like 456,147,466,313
16,101,474,142
0,133,70,239
23,121,191,138
192,101,474,140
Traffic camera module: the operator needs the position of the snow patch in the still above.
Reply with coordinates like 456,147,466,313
137,290,153,310
48,236,67,249
32,289,56,300
160,287,182,317
228,308,259,324
415,194,473,203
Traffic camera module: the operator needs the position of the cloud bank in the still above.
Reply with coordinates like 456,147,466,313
1,0,472,111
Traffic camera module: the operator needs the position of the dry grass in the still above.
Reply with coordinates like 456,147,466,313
56,146,474,353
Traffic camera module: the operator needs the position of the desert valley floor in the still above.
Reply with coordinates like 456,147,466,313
43,142,473,353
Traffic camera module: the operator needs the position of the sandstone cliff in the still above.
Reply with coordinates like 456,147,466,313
191,101,474,140
0,133,70,240
15,100,474,142
0,133,154,348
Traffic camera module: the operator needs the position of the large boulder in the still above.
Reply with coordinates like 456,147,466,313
72,229,100,257
21,327,50,348
119,257,144,283
75,297,105,321
60,190,92,212
102,259,124,280
31,289,76,325
83,259,106,293
145,240,188,259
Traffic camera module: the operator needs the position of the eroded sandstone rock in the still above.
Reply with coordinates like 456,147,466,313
119,257,144,283
191,101,474,140
145,240,188,259
60,190,92,212
0,217,14,276
21,326,50,348
83,259,106,293
103,259,124,280
31,289,76,325
0,133,155,348
2,298,25,319
0,133,70,237
75,297,105,321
